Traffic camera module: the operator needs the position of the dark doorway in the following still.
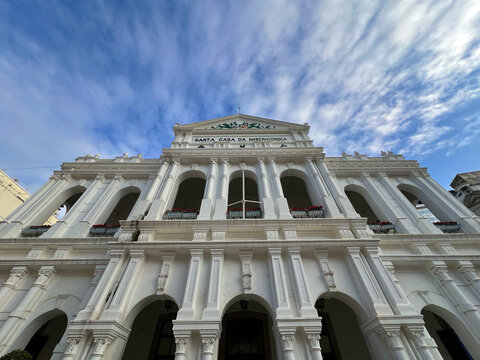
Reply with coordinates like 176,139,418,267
25,313,68,360
122,300,178,360
422,309,473,360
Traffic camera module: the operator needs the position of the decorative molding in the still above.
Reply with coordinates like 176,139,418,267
175,337,190,354
201,337,217,353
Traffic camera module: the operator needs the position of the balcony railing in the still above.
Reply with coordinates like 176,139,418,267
21,225,51,237
290,206,325,219
89,224,121,237
227,208,263,219
433,221,462,233
368,222,395,234
163,209,199,220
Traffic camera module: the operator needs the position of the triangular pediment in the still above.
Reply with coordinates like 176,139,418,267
174,114,307,133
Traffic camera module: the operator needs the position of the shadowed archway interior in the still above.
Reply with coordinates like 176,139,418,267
24,313,68,360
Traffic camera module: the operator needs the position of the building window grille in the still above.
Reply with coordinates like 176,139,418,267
227,162,262,219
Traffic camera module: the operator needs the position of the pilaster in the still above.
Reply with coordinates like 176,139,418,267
177,249,204,319
268,248,293,318
203,249,224,319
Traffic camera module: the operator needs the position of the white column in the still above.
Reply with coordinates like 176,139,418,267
103,249,145,319
79,265,105,310
304,330,323,360
287,248,317,317
62,335,84,360
279,333,295,360
305,158,341,217
174,336,190,360
0,266,56,354
405,327,440,360
363,246,416,315
268,248,293,318
177,249,204,319
203,249,224,319
146,160,180,220
315,160,359,217
377,329,411,360
198,159,218,220
129,161,169,219
258,158,276,219
431,263,480,331
89,337,112,360
75,250,126,321
345,247,392,317
201,336,217,360
213,159,229,219
0,267,28,312
268,158,291,218
82,176,123,225
377,173,439,234
458,264,480,300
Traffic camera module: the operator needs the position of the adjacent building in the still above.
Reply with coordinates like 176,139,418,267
451,170,480,216
0,114,479,360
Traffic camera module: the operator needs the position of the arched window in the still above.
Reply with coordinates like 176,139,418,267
24,313,68,360
345,190,379,222
164,178,206,220
398,184,462,233
227,167,262,219
219,299,276,360
122,299,178,360
315,297,371,360
422,308,474,359
281,175,324,218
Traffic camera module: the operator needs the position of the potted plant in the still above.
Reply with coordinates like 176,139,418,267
307,206,324,218
245,207,262,219
290,207,307,218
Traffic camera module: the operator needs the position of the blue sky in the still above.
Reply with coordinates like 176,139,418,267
0,1,479,193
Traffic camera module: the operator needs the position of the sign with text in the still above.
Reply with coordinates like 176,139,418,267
194,136,289,143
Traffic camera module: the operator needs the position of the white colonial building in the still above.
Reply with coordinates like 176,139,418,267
0,114,479,360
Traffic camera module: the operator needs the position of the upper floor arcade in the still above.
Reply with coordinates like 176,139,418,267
0,115,479,240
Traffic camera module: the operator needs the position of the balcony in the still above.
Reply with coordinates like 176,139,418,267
290,206,325,219
368,222,395,234
89,224,121,237
21,225,51,237
163,209,199,220
433,221,462,233
227,207,263,219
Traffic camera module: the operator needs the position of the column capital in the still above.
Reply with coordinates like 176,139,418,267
92,337,113,356
201,336,218,354
109,249,126,258
175,336,190,354
209,158,218,164
280,334,295,351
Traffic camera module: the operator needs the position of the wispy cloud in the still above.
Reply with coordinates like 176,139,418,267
0,0,479,191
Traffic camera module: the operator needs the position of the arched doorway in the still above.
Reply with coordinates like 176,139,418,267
219,299,276,360
24,313,68,360
122,299,179,360
345,189,380,223
315,298,371,360
281,176,313,209
171,178,206,211
422,308,473,360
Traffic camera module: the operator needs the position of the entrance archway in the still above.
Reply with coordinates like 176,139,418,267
24,313,68,360
219,299,276,360
315,297,371,360
122,299,179,360
422,308,474,360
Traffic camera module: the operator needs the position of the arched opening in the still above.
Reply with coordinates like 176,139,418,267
105,192,141,225
122,299,179,360
345,190,379,222
227,170,262,219
219,299,276,360
315,297,371,360
24,313,68,360
164,178,206,219
422,308,474,360
398,184,461,233
281,176,313,208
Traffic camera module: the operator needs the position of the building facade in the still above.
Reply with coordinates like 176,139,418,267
0,114,479,360
451,171,480,217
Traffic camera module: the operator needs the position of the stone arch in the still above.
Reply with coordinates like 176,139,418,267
280,168,319,209
220,293,275,320
315,293,372,360
165,169,207,211
121,295,180,360
9,309,68,359
422,304,479,358
219,294,277,360
314,290,370,323
397,183,451,221
344,184,388,222
123,294,180,328
94,185,141,225
29,184,86,225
